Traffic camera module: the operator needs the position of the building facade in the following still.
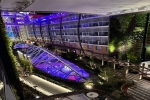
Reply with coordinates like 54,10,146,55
3,12,109,56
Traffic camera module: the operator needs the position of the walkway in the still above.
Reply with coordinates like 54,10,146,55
20,75,72,96
127,73,150,100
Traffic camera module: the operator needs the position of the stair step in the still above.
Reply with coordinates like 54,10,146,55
128,90,149,100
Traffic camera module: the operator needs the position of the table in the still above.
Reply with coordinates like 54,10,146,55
86,92,99,98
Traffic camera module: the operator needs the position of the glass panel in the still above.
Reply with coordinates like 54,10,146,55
56,71,67,78
24,45,89,82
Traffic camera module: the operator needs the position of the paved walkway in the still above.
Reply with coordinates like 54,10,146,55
20,75,72,96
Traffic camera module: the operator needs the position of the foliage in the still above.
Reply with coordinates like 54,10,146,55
118,40,132,52
111,90,121,99
0,15,21,99
98,66,123,87
21,83,44,99
135,13,146,27
18,56,33,73
118,52,127,60
109,41,116,53
109,17,121,42
127,51,138,63
117,14,135,33
109,13,147,62
98,65,127,97
0,24,19,77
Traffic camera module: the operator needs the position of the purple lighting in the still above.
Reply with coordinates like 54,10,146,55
25,45,89,82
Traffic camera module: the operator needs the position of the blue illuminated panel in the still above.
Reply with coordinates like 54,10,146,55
14,43,29,49
25,45,89,82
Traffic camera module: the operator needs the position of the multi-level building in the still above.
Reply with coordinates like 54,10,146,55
2,11,29,41
3,12,109,56
26,13,109,56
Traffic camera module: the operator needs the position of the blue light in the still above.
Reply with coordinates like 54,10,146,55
14,43,29,49
23,45,89,82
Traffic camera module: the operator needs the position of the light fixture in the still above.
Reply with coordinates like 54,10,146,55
144,6,150,10
124,9,132,13
85,84,93,89
35,95,40,98
132,8,139,12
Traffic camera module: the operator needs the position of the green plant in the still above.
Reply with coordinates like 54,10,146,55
18,56,33,73
109,13,147,62
21,83,44,99
1,29,19,77
0,15,23,99
127,51,138,63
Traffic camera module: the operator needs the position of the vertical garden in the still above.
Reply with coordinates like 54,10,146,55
0,13,24,99
109,13,150,63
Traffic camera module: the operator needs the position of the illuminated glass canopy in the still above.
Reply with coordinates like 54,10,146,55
14,43,29,49
25,45,89,82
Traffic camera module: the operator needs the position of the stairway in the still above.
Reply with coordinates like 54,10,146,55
126,73,150,100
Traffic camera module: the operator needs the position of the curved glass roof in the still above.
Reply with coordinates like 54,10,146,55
25,45,89,82
14,43,29,49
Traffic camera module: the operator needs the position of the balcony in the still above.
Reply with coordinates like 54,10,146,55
80,40,108,45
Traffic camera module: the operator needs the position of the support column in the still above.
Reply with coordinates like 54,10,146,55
24,25,29,40
32,21,38,42
39,19,45,43
141,13,149,62
12,26,18,40
77,14,85,54
16,26,22,41
60,17,65,46
48,19,53,44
